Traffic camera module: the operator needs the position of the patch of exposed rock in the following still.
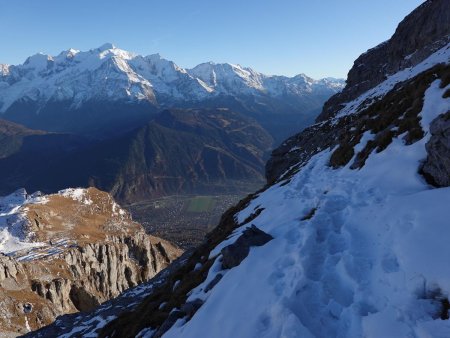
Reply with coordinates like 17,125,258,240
317,0,450,122
221,225,273,269
422,111,450,186
0,187,181,336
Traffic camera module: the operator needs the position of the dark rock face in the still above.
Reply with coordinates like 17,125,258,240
152,299,204,338
204,273,223,293
266,120,337,184
317,0,450,122
422,111,450,186
221,225,273,269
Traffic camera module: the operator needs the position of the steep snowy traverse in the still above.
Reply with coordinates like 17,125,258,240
159,78,450,338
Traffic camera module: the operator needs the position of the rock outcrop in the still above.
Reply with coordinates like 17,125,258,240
220,225,273,269
0,187,181,336
317,0,450,122
422,110,450,186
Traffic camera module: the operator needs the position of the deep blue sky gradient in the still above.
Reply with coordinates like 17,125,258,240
0,0,425,78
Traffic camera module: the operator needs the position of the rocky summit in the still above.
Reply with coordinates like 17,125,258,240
0,187,181,336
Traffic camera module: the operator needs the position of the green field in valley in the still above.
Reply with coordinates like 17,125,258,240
186,196,216,213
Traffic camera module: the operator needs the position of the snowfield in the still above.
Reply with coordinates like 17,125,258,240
161,77,450,337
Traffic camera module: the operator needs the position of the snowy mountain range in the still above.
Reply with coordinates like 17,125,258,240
0,44,344,141
0,43,343,112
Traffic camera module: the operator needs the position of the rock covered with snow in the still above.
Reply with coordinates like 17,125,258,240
0,188,48,254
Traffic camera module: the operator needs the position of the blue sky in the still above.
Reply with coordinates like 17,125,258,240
0,0,424,79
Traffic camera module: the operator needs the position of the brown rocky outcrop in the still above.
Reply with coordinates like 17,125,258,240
0,188,181,336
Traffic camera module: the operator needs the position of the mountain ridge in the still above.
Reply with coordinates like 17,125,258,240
0,108,272,203
0,44,344,112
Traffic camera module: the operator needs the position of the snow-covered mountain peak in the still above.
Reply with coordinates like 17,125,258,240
96,45,136,60
145,52,163,61
141,53,188,76
291,73,313,83
0,64,10,76
56,48,80,60
97,42,116,51
23,52,52,70
189,61,266,93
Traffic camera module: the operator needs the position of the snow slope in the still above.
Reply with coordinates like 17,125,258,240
0,189,47,254
0,44,344,112
160,62,450,337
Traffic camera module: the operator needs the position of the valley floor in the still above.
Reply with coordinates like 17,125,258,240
126,185,262,249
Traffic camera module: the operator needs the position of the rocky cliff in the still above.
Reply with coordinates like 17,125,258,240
318,0,450,122
0,188,181,336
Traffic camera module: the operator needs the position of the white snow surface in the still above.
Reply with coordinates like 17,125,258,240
162,78,450,337
59,187,93,205
0,189,47,254
0,44,344,112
